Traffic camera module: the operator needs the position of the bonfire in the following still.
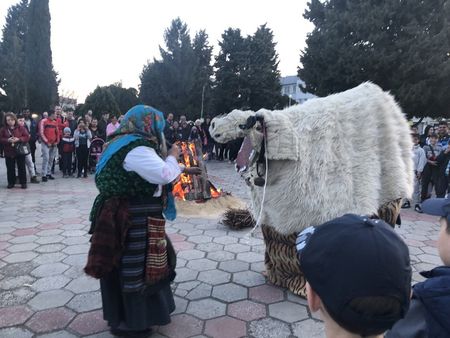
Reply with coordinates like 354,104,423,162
172,141,221,201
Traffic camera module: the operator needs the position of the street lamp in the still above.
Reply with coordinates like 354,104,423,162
289,94,292,107
200,84,206,120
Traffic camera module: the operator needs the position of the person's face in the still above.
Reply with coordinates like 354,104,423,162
91,119,98,127
17,118,25,127
411,127,418,134
6,116,16,127
64,131,71,137
67,111,73,119
206,118,211,124
103,113,109,121
43,112,48,119
24,110,30,118
413,137,419,145
428,128,434,136
438,218,450,266
430,136,438,145
173,121,179,129
111,116,117,124
439,124,448,135
180,116,186,123
55,106,62,115
168,113,174,121
79,121,85,129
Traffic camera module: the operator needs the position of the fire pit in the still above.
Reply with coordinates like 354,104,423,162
172,141,221,201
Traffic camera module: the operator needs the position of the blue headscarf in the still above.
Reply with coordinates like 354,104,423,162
96,105,165,174
95,105,177,221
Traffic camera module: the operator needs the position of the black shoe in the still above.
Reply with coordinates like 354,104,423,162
7,184,14,189
415,204,423,213
77,173,82,178
42,176,48,182
21,184,27,189
47,175,55,180
30,176,40,184
401,201,410,209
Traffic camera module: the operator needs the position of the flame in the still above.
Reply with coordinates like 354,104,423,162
172,141,222,201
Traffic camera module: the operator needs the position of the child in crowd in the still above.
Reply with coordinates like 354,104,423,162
17,116,39,183
296,214,412,338
403,133,427,212
60,127,75,178
387,196,450,337
74,120,92,178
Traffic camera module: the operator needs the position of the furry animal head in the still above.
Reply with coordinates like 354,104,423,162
210,109,255,143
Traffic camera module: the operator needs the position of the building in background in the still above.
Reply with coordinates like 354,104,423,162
280,76,316,105
59,96,77,111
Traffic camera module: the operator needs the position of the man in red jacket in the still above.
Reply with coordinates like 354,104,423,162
40,110,59,181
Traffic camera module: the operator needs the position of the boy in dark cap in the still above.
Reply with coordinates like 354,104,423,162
387,196,450,337
296,214,412,338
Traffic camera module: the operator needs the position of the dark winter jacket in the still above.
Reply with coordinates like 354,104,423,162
387,266,450,338
24,118,38,142
0,125,30,158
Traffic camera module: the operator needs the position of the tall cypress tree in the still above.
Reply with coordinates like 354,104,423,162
25,0,58,113
213,28,249,115
140,18,199,119
192,30,213,117
0,0,28,113
247,24,284,110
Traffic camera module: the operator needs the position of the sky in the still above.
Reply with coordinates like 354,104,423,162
0,0,313,103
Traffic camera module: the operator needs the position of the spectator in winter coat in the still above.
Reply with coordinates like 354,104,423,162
74,120,92,178
40,110,59,182
61,127,75,177
387,196,450,338
421,134,443,202
89,118,105,141
436,143,450,197
438,120,449,148
17,116,39,184
106,116,120,137
98,112,109,136
0,112,30,189
403,134,427,212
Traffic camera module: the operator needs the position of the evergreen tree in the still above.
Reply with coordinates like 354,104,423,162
247,24,284,110
299,0,450,118
192,30,213,118
0,0,28,113
213,28,249,115
140,18,200,120
106,82,140,114
83,86,120,118
25,0,58,113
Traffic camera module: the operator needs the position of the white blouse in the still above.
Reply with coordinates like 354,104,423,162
123,146,181,196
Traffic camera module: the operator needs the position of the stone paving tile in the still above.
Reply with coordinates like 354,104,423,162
269,301,309,323
65,275,99,293
174,267,199,283
186,258,217,271
158,314,203,338
249,284,285,304
197,269,230,285
25,307,75,333
31,275,71,292
233,270,266,287
28,289,74,310
32,252,67,265
0,327,34,338
31,262,70,278
68,310,108,336
0,275,35,290
218,260,249,273
186,299,226,319
212,283,248,302
66,291,102,312
3,251,37,263
37,331,78,338
206,250,235,262
0,305,34,328
228,300,266,321
0,287,36,307
204,316,246,338
185,283,212,300
248,317,292,338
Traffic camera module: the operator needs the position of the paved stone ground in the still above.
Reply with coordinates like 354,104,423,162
0,149,443,338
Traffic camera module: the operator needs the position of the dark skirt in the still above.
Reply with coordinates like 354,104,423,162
100,268,175,329
100,196,175,330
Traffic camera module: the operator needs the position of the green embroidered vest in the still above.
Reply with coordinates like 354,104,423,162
89,139,159,232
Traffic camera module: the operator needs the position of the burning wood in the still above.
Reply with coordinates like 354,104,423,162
172,141,222,201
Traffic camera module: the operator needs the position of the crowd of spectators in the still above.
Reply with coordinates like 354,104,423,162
0,107,121,188
163,113,243,162
405,120,450,213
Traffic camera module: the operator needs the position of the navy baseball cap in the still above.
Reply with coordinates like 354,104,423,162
296,214,412,336
422,197,450,222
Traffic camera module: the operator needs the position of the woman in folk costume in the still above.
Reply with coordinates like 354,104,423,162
85,105,198,337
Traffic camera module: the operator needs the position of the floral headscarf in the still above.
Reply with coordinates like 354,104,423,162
96,105,166,174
